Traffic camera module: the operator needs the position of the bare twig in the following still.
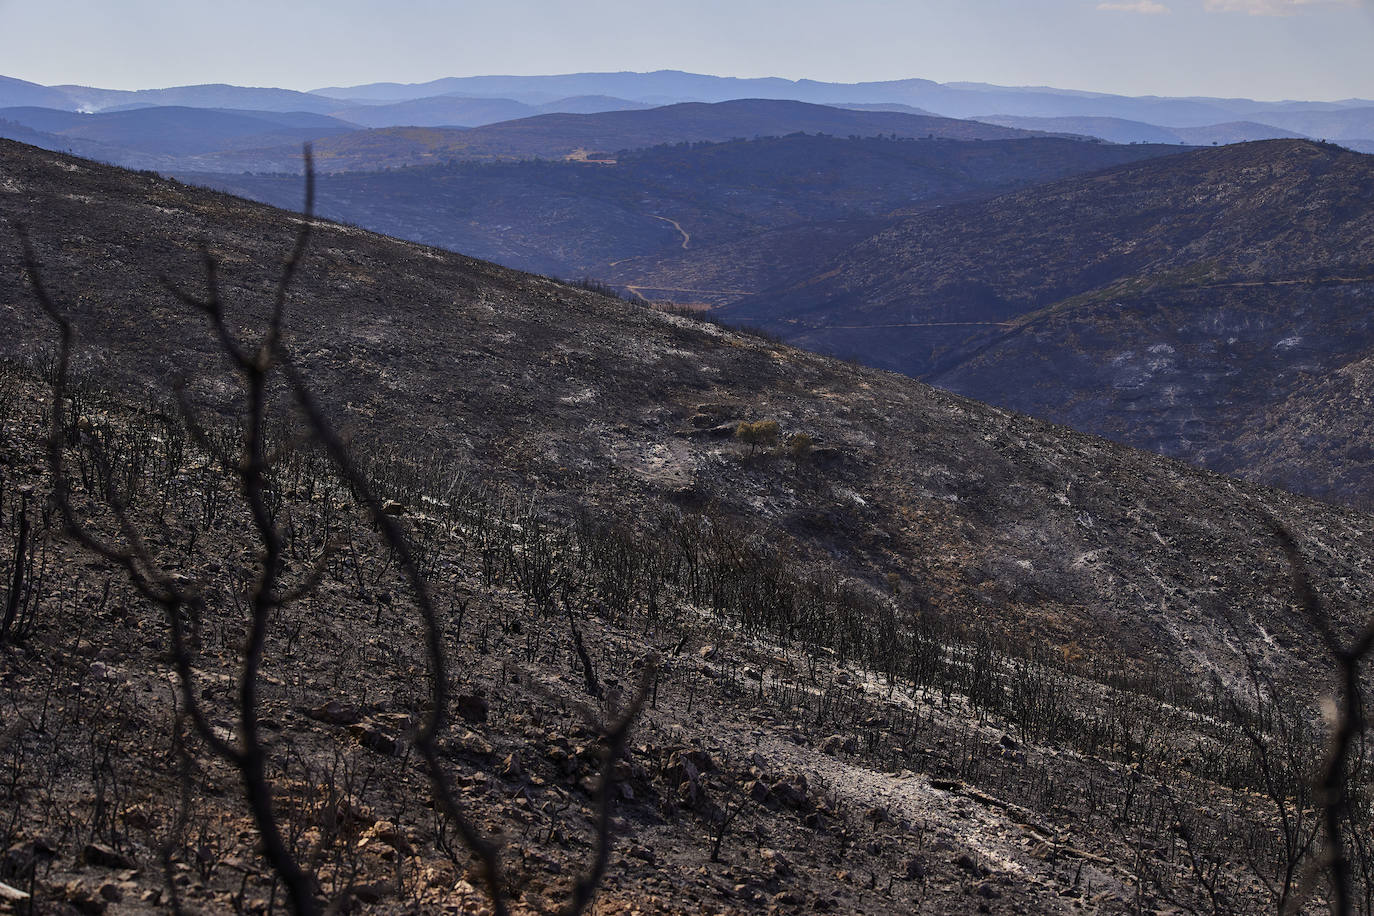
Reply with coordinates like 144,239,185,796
562,661,657,916
19,143,652,916
1272,522,1374,915
20,181,319,912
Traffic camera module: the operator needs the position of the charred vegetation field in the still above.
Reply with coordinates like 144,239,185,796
1,140,1373,913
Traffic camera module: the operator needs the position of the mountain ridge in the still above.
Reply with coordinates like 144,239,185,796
193,98,1061,173
722,138,1374,505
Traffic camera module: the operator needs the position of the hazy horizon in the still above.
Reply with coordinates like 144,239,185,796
2,0,1372,102
6,68,1373,106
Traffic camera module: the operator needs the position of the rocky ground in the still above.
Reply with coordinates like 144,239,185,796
0,357,1365,914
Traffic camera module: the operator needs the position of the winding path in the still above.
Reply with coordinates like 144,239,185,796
652,215,691,250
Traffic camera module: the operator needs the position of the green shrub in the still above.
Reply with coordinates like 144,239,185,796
735,420,780,457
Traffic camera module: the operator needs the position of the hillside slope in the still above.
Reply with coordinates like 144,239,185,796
308,69,1374,127
3,138,1374,913
3,137,1371,678
724,140,1374,504
187,134,1183,289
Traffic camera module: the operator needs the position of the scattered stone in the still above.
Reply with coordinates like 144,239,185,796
821,735,858,755
308,700,361,725
547,744,574,773
457,730,494,758
683,747,714,772
664,747,714,788
760,848,794,877
4,837,56,877
62,880,107,914
380,500,406,516
456,693,489,724
677,771,706,810
955,854,991,878
0,881,29,904
628,844,656,865
363,821,414,856
770,774,810,810
864,805,892,826
349,721,398,755
81,843,136,870
352,882,394,904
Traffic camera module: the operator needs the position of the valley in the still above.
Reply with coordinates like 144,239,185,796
184,132,1182,287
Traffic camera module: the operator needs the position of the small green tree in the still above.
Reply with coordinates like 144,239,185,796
735,420,780,457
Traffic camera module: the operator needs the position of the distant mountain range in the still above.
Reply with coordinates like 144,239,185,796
0,98,1060,175
721,139,1374,505
216,99,1058,174
3,69,1371,151
328,95,653,128
983,112,1373,152
187,133,1182,280
308,70,1374,127
977,115,1307,146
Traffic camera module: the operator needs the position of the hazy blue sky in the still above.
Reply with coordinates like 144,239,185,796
2,0,1372,100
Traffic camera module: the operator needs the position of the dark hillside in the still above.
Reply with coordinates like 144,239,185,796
1,136,1369,682
188,134,1184,298
725,140,1374,505
3,139,1374,912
